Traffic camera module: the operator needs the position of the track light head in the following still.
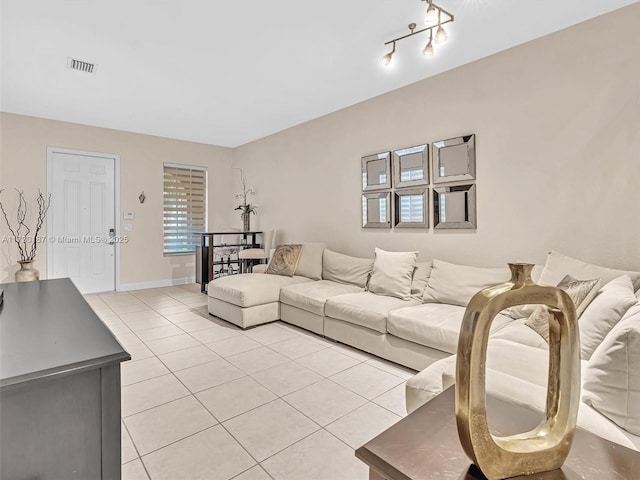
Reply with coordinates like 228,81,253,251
423,40,434,56
382,42,396,66
425,3,439,25
435,25,448,44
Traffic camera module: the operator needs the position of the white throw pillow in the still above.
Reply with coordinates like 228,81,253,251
579,275,637,360
538,250,640,291
368,248,418,300
322,249,373,288
294,242,325,280
582,302,640,436
423,259,511,307
411,262,433,299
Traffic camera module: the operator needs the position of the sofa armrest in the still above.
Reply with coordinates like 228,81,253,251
406,355,456,414
252,264,268,274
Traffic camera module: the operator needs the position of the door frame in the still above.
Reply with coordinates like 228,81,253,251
46,147,121,292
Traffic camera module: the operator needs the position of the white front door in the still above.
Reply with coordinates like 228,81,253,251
48,150,116,293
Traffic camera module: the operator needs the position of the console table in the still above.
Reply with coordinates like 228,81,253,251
0,278,131,480
197,231,263,292
356,386,640,480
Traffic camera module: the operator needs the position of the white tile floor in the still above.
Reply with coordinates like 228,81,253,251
85,284,415,480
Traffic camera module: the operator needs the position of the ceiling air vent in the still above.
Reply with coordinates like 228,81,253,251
67,57,97,74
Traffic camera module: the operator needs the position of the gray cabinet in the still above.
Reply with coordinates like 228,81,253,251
0,279,130,480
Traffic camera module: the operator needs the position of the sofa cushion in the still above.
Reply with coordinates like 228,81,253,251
579,275,637,360
388,304,512,355
208,273,312,308
582,302,640,436
322,249,373,287
476,368,640,451
325,292,420,333
423,259,511,306
538,250,640,291
279,280,363,316
294,242,326,280
266,245,303,276
489,318,549,350
368,248,418,300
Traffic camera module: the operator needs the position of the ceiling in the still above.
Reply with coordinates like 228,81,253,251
1,0,637,148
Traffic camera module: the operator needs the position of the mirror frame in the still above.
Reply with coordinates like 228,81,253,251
433,184,477,229
362,152,392,192
394,188,428,229
393,144,428,189
432,134,476,184
362,191,392,229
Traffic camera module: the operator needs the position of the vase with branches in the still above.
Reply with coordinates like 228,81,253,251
234,170,258,231
0,189,52,281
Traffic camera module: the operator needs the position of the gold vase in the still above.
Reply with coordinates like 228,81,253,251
15,260,39,282
455,263,580,480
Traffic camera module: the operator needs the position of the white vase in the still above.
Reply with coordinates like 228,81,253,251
15,260,39,282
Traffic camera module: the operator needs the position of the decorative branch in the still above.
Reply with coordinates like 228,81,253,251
233,169,258,216
0,189,52,262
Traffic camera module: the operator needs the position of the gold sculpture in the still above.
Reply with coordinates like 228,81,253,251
455,263,581,479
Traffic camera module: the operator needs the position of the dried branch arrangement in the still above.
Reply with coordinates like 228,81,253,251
0,189,52,262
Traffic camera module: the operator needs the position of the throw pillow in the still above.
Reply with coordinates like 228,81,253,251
294,242,325,280
423,259,510,307
524,274,599,343
368,248,418,300
578,275,637,360
411,262,433,299
538,250,640,291
266,244,303,277
582,302,640,436
322,249,373,287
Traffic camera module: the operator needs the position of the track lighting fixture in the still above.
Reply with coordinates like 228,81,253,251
381,0,454,66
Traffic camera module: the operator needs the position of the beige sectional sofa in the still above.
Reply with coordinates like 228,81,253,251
208,245,640,451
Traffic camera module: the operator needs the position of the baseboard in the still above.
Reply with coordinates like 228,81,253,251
118,277,196,292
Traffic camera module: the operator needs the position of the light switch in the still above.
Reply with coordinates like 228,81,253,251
124,211,135,220
123,223,133,232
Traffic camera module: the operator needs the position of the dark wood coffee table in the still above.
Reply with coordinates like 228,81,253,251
0,278,130,480
356,386,640,480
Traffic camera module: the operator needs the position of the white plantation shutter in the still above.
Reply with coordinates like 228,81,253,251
163,164,207,254
400,194,424,223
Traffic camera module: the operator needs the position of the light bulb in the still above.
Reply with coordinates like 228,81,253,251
435,25,448,44
425,4,438,25
423,40,434,56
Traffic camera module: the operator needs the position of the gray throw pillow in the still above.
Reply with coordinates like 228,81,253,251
525,274,599,342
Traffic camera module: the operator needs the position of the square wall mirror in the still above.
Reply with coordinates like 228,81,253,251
394,188,428,228
362,191,392,228
432,134,476,184
433,184,476,229
393,144,428,189
362,152,392,191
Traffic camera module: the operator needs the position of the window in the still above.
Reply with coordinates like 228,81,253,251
163,163,207,254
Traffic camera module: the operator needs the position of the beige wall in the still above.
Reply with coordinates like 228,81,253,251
233,5,640,270
0,113,234,286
